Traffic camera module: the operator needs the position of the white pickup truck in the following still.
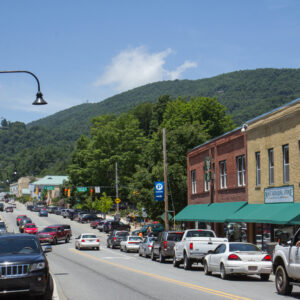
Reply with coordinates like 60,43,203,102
173,229,228,270
273,228,300,295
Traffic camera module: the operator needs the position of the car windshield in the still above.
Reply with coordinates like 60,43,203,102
0,238,40,254
40,227,57,233
117,232,129,237
26,224,36,228
167,233,183,241
0,224,5,229
82,235,96,238
186,230,215,238
129,237,142,241
229,243,261,252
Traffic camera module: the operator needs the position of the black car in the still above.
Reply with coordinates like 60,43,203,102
80,214,99,223
0,234,53,299
19,218,33,233
107,231,130,248
39,209,48,217
103,221,131,233
0,203,4,211
27,204,34,211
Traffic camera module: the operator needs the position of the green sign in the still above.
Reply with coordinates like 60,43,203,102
77,187,87,192
45,186,55,191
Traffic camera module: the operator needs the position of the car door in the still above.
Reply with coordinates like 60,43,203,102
289,231,300,277
210,244,226,272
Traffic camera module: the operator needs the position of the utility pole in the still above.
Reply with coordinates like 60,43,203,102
163,128,169,230
115,161,119,220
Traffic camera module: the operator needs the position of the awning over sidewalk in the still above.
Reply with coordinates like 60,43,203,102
175,202,247,222
226,203,300,225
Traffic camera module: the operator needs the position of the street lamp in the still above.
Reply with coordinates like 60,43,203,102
0,70,47,105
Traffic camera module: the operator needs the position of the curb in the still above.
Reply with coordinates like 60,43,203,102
51,272,60,300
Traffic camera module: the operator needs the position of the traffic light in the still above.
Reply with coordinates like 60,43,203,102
64,188,68,196
90,188,94,196
68,188,71,197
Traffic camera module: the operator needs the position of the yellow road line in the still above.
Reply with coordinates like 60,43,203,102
69,249,251,300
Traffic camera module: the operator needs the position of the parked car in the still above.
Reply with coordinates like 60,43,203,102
19,217,33,233
47,206,58,214
24,223,38,235
97,220,108,232
107,231,130,249
0,203,4,211
75,233,100,250
0,221,7,234
90,218,103,229
203,242,272,280
151,231,183,263
140,223,165,235
16,214,27,226
26,204,34,211
5,206,13,213
103,221,130,233
120,236,143,253
0,234,53,298
38,225,71,245
9,201,16,208
80,214,99,224
39,209,48,217
173,229,228,270
139,236,157,258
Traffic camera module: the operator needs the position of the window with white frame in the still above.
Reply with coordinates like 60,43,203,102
219,161,227,189
236,155,245,186
255,152,261,186
204,169,210,192
191,170,197,194
283,145,289,183
268,148,274,185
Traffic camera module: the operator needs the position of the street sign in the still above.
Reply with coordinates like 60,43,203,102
95,186,101,194
155,181,164,201
77,187,87,192
115,197,121,204
45,186,54,191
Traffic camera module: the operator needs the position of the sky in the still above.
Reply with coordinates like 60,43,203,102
0,0,300,123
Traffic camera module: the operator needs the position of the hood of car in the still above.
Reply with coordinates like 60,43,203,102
0,253,45,264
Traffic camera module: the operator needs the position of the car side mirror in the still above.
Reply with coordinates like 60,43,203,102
43,245,52,253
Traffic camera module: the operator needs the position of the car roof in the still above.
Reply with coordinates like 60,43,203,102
0,233,38,239
81,233,97,235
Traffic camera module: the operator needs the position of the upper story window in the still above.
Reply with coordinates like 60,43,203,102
204,168,210,192
283,145,289,183
255,152,261,186
219,161,227,189
268,148,274,185
191,170,197,194
236,155,245,186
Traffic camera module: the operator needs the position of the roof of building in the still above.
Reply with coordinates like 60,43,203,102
32,175,69,186
190,97,300,153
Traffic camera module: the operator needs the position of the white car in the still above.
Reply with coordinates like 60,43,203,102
8,201,16,208
75,233,100,250
203,242,272,281
120,236,142,253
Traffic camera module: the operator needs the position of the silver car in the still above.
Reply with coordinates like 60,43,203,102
203,242,272,281
75,233,100,250
139,236,157,258
120,236,143,253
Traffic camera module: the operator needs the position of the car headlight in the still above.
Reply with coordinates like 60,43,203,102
30,262,46,271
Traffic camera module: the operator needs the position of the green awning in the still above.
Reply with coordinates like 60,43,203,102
227,203,300,225
175,202,247,222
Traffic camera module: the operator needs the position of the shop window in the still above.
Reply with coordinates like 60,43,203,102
191,170,197,194
255,152,261,186
268,148,274,185
283,145,289,183
236,155,245,186
219,160,227,189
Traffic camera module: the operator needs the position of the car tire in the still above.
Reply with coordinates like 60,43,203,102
36,274,53,300
275,265,293,295
52,237,57,245
203,261,212,275
159,251,165,263
106,243,110,248
173,256,180,268
151,251,156,261
139,249,142,257
220,264,228,280
183,253,191,270
97,247,100,250
111,244,115,249
125,247,128,253
260,274,270,281
65,235,70,243
120,247,123,252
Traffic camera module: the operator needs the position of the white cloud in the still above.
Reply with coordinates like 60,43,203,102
94,46,197,92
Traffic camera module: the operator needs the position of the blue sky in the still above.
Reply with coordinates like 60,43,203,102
0,0,299,123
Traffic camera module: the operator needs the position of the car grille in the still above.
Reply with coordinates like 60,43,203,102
39,235,50,238
0,264,30,278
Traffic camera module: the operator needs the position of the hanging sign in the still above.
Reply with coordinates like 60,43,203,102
155,181,164,201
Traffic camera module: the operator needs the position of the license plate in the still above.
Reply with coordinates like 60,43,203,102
87,239,94,242
248,266,257,271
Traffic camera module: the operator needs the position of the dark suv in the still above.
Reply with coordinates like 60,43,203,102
107,231,130,249
0,234,53,299
151,231,183,263
103,221,130,233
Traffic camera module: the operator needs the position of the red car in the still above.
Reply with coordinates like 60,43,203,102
38,225,71,245
24,223,38,234
16,215,27,226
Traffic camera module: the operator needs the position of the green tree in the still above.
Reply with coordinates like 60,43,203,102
99,192,113,214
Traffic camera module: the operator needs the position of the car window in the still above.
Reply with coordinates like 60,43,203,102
117,232,129,237
215,244,226,254
82,235,96,238
40,227,57,233
167,233,183,241
0,238,40,254
129,237,142,241
26,224,36,228
186,230,214,238
229,243,261,252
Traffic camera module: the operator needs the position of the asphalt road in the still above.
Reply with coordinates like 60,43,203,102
1,203,300,300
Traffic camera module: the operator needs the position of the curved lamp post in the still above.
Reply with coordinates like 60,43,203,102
0,70,47,105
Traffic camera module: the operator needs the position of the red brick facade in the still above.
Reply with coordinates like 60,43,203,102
187,129,248,205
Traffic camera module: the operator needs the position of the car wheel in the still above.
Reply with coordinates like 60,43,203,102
36,273,53,300
120,247,123,252
111,244,115,249
159,251,165,263
275,265,293,295
106,243,110,248
52,237,57,245
260,274,270,281
173,256,180,268
125,247,128,253
139,249,142,257
183,254,191,270
203,261,212,275
220,264,228,280
65,235,70,243
151,251,156,261
97,247,100,250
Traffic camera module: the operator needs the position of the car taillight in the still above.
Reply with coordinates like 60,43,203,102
148,245,152,248
113,237,116,241
96,239,99,242
128,242,133,244
228,254,241,260
262,255,272,261
81,239,85,242
189,242,193,250
164,241,167,250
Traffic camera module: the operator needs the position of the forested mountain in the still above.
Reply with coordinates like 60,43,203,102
29,68,300,138
1,68,300,184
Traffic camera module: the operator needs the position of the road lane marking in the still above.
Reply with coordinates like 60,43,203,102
69,249,250,300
